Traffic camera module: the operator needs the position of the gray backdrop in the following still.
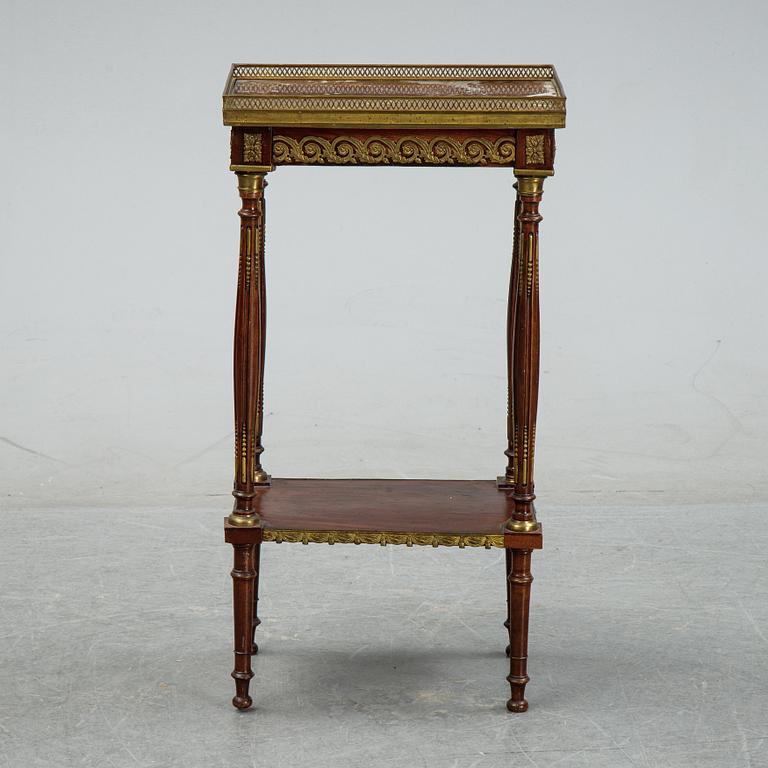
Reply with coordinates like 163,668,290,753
2,0,767,510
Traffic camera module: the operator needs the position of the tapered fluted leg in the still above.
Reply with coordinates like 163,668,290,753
251,541,261,654
499,171,548,536
506,549,533,713
231,542,256,709
228,171,270,530
504,547,511,656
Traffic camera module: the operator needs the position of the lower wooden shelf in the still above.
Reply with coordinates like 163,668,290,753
225,478,542,549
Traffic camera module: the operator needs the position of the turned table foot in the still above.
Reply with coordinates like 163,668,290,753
506,548,533,713
251,541,262,654
227,533,260,710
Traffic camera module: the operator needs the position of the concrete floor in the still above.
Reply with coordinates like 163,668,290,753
1,502,767,767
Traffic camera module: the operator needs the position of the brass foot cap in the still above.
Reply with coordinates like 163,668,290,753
505,519,540,533
232,695,253,710
506,699,528,713
227,513,261,527
253,470,271,485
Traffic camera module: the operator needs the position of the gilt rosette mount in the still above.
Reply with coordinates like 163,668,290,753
220,63,566,713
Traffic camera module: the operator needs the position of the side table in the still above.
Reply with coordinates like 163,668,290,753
220,64,566,712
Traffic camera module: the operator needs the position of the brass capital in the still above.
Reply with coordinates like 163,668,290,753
236,172,267,197
514,173,548,197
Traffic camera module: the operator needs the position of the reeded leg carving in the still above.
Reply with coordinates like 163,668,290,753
500,171,548,533
229,171,270,529
502,188,522,486
251,541,261,654
506,549,534,712
504,547,511,656
231,542,256,709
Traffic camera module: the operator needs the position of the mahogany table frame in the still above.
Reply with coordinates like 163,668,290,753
220,64,566,713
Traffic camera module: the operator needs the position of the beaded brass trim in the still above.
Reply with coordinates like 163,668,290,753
262,529,504,548
272,134,515,166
